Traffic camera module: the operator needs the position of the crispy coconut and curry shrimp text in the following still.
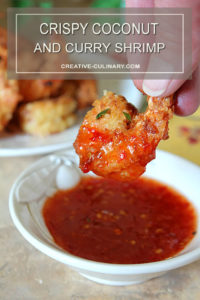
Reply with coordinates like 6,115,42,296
74,91,173,180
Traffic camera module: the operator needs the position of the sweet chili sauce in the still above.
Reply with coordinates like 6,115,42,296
42,177,197,264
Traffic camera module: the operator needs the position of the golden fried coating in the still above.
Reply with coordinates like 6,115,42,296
17,95,77,136
0,27,7,48
19,79,64,102
74,91,173,180
0,27,96,135
76,80,97,108
18,79,97,106
60,80,77,98
0,72,22,131
0,45,7,69
60,79,97,109
0,28,22,131
0,29,7,69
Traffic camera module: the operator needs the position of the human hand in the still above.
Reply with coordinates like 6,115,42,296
126,0,200,116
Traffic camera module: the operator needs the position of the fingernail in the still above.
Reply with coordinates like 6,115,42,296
143,80,169,97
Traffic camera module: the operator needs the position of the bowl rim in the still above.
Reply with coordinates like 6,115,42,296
9,149,200,275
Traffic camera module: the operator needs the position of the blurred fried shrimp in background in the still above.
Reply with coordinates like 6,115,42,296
76,80,97,109
0,27,97,136
17,93,77,136
19,80,64,102
61,79,97,109
0,28,22,132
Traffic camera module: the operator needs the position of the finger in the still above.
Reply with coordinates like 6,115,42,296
142,79,186,98
126,0,154,8
127,0,200,99
133,78,185,97
174,68,200,116
133,80,143,92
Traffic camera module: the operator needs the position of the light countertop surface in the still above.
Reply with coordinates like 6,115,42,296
1,154,200,300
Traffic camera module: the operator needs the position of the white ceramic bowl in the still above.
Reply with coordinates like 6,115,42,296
9,149,200,286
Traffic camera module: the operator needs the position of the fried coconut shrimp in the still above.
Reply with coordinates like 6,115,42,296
17,94,77,136
61,80,97,108
0,28,7,70
74,91,173,180
0,72,22,131
0,28,22,131
76,80,97,109
19,79,64,102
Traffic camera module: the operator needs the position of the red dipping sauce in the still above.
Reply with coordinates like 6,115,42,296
43,177,197,264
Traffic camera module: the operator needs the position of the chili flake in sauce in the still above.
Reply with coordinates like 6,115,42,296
43,177,197,264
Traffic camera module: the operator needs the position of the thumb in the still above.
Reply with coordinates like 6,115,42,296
142,79,185,97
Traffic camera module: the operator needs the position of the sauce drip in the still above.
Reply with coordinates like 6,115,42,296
43,177,197,264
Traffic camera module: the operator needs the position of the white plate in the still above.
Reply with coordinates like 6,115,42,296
9,149,200,285
0,79,144,157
